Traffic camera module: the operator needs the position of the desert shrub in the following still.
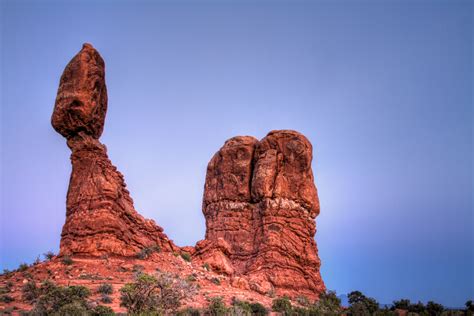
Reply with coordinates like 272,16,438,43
2,269,11,275
211,277,221,285
296,296,310,307
101,294,113,304
250,302,268,315
22,281,40,303
92,304,115,315
230,298,268,316
203,263,210,271
57,301,89,315
132,264,144,273
272,297,292,314
120,272,196,314
18,263,29,271
136,244,161,259
181,252,192,262
0,295,14,303
61,255,74,265
177,307,202,315
43,251,55,260
230,298,252,315
97,283,113,295
312,290,342,314
30,283,91,314
206,297,228,316
187,274,197,282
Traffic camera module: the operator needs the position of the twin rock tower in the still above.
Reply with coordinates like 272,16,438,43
52,43,325,299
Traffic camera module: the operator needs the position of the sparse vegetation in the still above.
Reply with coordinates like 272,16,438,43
181,252,192,262
97,283,113,295
43,251,55,260
272,297,292,314
119,272,196,314
136,244,161,259
92,304,115,315
100,294,113,304
313,290,342,314
187,274,197,282
61,255,74,265
24,281,92,314
231,298,268,316
18,263,29,271
206,297,227,316
177,307,201,315
203,263,210,271
211,277,221,285
22,280,41,303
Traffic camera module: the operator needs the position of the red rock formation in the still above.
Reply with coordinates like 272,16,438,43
196,130,325,299
52,44,176,257
48,43,324,300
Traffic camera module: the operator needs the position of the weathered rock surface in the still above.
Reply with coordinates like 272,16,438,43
53,44,176,257
196,130,325,299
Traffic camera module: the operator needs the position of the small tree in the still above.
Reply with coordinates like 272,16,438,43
348,290,379,315
392,299,411,310
314,290,342,314
466,300,474,312
120,272,196,314
43,251,55,261
272,296,292,315
426,301,444,315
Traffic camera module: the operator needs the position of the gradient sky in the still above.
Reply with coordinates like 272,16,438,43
1,0,472,307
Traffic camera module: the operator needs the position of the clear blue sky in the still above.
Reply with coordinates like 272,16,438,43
1,0,472,307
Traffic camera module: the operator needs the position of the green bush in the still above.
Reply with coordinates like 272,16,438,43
57,301,89,315
230,298,268,316
18,263,29,271
61,255,74,265
136,244,161,259
120,272,196,314
250,302,268,315
22,281,40,303
313,290,342,314
207,297,227,316
101,294,113,304
177,307,201,315
92,305,115,315
348,290,379,315
272,297,292,314
29,282,91,314
97,283,113,295
43,251,55,260
181,252,192,262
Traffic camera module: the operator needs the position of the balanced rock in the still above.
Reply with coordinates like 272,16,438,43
52,44,176,257
196,130,325,299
